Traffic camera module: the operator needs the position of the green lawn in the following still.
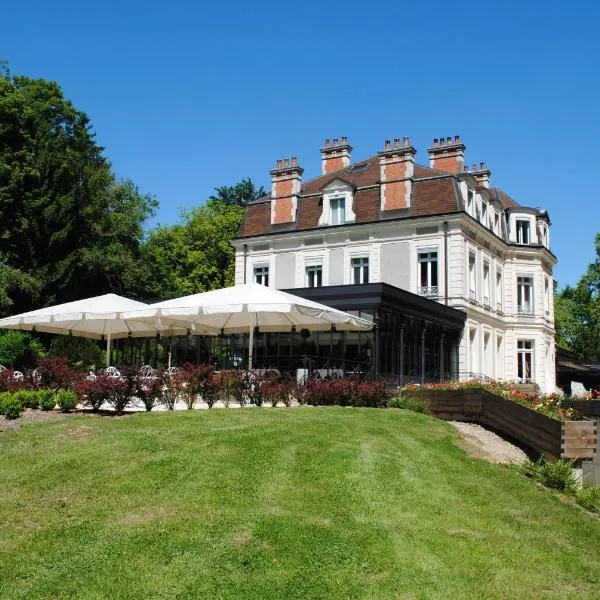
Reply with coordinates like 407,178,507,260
1,408,599,599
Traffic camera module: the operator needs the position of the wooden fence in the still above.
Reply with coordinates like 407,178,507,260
412,389,596,461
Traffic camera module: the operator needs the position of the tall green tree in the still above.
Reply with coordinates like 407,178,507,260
555,234,600,360
0,75,156,314
138,180,264,299
209,178,266,207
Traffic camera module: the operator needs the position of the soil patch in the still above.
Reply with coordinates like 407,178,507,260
0,408,65,434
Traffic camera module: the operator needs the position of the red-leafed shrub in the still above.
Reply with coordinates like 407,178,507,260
74,374,132,414
179,364,221,408
136,371,164,412
353,381,391,408
36,357,79,389
159,370,185,410
305,377,355,406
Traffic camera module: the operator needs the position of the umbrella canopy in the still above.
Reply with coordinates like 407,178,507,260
0,293,180,366
122,283,373,370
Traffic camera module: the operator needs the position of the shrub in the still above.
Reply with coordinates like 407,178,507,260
1,394,23,419
519,458,578,494
0,330,44,369
352,381,391,408
219,370,243,407
576,485,600,514
48,336,102,370
390,395,428,413
305,378,354,406
159,370,184,410
39,389,57,411
36,357,78,389
136,372,164,412
57,389,77,412
13,389,40,409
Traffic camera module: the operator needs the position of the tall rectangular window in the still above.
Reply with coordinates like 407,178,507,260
494,213,499,234
468,252,476,300
305,264,323,288
517,276,533,314
483,261,490,305
544,277,550,314
517,340,533,381
516,220,530,244
418,250,438,296
496,269,503,311
351,257,369,285
330,197,346,225
254,266,269,286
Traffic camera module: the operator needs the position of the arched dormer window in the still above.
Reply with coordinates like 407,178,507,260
318,178,356,227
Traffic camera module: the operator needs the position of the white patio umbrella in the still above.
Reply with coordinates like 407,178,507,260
122,283,373,370
0,293,181,366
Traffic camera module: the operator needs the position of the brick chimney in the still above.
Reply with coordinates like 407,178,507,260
270,157,303,225
467,162,491,188
320,136,352,175
428,135,465,173
378,137,416,211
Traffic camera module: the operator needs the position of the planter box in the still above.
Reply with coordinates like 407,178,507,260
561,399,600,418
412,389,596,462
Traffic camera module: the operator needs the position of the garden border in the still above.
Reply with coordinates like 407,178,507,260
411,388,597,461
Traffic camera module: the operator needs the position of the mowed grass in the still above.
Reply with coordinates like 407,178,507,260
1,408,599,599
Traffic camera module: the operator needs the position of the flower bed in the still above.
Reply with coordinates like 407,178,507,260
400,380,578,421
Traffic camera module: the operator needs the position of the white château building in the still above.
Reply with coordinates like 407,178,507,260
231,135,556,393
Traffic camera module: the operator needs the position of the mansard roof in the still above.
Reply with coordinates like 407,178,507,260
237,156,517,239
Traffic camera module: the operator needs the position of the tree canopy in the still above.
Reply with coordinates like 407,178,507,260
0,75,156,315
555,234,600,360
137,180,265,299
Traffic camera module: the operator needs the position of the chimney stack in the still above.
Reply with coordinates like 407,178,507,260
378,136,416,211
427,135,466,173
320,136,352,175
469,161,491,188
270,157,303,225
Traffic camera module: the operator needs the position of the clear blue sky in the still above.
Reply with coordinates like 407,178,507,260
2,0,599,287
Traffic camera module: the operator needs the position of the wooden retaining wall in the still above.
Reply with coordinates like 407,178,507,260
412,389,595,461
561,399,600,418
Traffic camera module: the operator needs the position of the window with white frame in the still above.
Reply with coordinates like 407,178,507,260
351,257,369,284
254,265,269,286
305,264,323,288
330,197,346,225
517,276,533,314
496,269,503,311
516,219,530,244
544,277,550,314
468,252,476,300
418,249,438,296
483,261,490,305
517,340,534,381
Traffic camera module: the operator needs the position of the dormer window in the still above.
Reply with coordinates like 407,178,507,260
330,197,346,225
516,219,530,244
318,179,356,227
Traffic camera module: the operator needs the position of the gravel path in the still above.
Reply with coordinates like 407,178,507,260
451,421,528,464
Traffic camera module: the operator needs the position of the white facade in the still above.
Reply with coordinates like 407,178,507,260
233,169,556,393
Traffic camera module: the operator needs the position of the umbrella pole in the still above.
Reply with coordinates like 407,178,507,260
248,322,254,372
106,332,111,368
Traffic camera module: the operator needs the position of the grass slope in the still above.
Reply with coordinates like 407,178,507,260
1,408,599,599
